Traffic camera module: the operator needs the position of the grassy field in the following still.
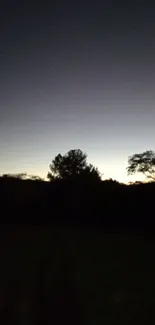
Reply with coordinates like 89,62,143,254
0,226,155,324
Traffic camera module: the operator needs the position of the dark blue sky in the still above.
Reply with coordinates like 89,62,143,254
0,1,155,182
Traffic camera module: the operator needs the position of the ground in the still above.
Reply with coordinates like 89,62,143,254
0,226,154,324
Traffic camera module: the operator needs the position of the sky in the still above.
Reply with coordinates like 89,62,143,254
0,1,155,183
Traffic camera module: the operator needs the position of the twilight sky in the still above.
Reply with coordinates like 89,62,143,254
0,1,155,183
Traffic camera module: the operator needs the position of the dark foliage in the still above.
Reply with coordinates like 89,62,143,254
127,150,155,181
47,149,101,181
0,175,155,234
0,175,155,324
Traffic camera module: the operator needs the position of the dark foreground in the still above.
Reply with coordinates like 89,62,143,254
0,177,155,323
0,226,155,324
0,177,155,233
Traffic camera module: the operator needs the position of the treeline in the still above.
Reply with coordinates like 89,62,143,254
1,148,155,183
0,148,155,234
0,175,155,234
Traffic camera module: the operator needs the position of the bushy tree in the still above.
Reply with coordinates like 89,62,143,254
47,149,101,181
127,150,155,181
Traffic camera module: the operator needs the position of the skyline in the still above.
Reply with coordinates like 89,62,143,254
1,1,155,183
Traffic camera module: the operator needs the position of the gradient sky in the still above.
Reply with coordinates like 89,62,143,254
0,1,155,183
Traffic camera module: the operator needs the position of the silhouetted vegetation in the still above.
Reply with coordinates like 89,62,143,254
127,150,155,181
1,173,44,181
47,149,101,182
0,148,155,233
1,149,155,324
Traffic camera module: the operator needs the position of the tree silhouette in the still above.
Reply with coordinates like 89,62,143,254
47,149,101,181
127,150,155,181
